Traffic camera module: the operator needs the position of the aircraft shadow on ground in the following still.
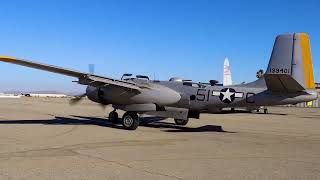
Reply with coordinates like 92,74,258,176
217,110,287,116
216,110,253,114
0,115,233,133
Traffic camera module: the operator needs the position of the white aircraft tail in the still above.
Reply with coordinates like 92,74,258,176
223,57,232,86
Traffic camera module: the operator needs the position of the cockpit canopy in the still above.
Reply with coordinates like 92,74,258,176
169,77,183,82
121,73,133,80
136,75,149,80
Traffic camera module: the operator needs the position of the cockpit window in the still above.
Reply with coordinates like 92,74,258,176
121,74,150,81
121,73,133,80
136,75,150,80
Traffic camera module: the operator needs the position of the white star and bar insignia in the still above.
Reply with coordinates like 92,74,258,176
212,88,243,103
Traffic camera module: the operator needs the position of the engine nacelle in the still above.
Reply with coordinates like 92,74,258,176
86,86,109,104
86,85,181,106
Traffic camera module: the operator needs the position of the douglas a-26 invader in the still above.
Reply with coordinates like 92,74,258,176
0,33,318,130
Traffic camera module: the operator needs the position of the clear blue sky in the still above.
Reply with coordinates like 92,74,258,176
0,0,319,92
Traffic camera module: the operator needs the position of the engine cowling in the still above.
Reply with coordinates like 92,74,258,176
129,86,181,106
86,86,108,104
86,85,181,106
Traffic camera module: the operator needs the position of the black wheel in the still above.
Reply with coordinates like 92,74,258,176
109,111,119,124
174,119,189,126
122,112,139,130
264,109,268,114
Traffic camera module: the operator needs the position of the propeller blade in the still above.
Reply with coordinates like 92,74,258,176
69,93,86,105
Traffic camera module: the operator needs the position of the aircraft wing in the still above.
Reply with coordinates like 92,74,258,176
0,56,142,91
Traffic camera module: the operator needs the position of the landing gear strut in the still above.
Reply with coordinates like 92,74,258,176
109,111,119,124
256,107,268,114
122,112,139,130
174,119,189,126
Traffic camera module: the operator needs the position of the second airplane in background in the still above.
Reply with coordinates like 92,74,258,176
223,57,233,86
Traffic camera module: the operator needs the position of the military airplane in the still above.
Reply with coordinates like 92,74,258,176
0,33,318,130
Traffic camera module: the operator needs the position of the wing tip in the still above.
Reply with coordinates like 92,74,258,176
0,56,17,62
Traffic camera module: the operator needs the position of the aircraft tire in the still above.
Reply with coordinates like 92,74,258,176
264,109,268,114
122,112,139,130
109,111,119,124
174,119,189,126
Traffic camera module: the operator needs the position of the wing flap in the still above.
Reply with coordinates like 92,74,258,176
80,75,141,91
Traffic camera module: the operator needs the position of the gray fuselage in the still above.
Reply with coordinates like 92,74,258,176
87,78,318,113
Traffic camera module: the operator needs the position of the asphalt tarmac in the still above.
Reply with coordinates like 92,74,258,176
0,97,319,180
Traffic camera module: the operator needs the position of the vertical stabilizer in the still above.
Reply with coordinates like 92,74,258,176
265,33,315,92
223,57,233,86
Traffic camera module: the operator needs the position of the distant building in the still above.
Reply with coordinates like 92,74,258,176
0,93,21,98
23,93,69,98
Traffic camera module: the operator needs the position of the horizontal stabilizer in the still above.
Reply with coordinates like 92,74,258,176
264,74,305,93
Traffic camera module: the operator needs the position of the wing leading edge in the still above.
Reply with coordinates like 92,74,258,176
0,56,141,91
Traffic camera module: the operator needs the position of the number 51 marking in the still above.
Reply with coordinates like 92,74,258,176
196,89,211,101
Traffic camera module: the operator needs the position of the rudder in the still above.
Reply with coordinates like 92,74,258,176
299,33,315,89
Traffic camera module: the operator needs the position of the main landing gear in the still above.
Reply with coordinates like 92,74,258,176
122,112,139,130
108,110,139,130
109,110,189,130
256,107,269,114
263,108,268,114
108,111,119,124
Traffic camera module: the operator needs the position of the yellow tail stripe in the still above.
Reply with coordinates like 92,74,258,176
300,33,315,89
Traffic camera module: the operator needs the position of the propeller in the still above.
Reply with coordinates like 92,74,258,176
69,92,107,109
69,93,87,105
69,64,95,106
